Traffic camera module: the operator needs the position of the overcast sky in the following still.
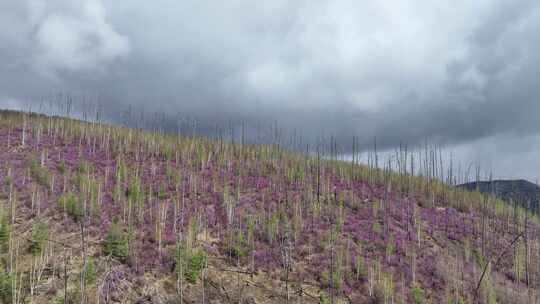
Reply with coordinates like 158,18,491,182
2,0,540,181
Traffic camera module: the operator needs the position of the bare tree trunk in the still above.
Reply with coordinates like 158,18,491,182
65,249,69,304
80,221,87,304
525,200,530,287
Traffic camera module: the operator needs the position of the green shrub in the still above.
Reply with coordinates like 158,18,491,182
59,193,84,222
103,221,129,263
57,160,66,174
175,246,207,284
385,235,396,257
355,255,367,280
0,271,12,303
473,249,487,268
226,229,248,259
29,157,50,188
411,284,425,304
76,162,90,175
227,245,247,259
50,294,65,304
448,297,465,304
84,257,97,285
372,222,382,236
158,183,168,200
3,176,12,188
29,219,48,256
90,185,101,218
373,271,394,304
29,158,40,175
0,212,10,254
127,178,141,202
321,269,342,292
319,292,331,304
186,250,206,283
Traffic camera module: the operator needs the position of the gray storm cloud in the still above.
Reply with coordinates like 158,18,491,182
2,0,540,179
33,1,130,73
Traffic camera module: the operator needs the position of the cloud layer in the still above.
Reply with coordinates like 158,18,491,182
2,0,540,179
34,1,130,72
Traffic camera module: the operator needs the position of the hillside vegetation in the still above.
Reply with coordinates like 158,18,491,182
0,109,538,303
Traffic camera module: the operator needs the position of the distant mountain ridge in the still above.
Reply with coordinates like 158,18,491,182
458,179,540,214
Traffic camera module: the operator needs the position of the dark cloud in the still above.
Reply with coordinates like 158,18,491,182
2,0,540,179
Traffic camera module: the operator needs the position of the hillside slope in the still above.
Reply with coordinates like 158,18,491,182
0,110,538,303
